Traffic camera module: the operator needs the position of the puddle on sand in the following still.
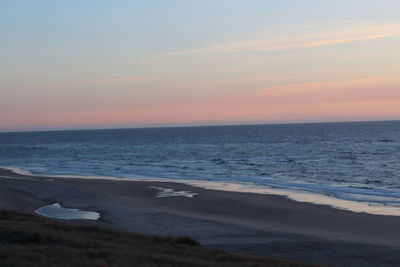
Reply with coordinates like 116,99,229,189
35,203,100,220
150,186,198,198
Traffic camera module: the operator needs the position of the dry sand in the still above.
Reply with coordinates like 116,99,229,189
1,167,400,266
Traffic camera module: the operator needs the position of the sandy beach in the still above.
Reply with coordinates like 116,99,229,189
1,167,400,266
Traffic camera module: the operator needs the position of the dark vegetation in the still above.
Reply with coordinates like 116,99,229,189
0,210,317,267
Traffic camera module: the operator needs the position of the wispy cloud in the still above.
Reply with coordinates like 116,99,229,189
142,24,400,62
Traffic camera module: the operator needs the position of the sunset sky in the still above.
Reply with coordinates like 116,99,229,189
1,0,400,131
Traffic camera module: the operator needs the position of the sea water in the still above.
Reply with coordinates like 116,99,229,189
35,203,100,220
1,121,400,208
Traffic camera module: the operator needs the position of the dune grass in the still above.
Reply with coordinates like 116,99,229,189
0,210,317,267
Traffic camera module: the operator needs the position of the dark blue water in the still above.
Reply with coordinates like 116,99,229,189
1,121,400,206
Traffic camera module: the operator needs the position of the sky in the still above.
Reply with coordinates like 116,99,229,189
1,0,400,131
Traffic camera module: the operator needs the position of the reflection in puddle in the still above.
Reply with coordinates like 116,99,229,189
35,203,100,220
150,186,198,198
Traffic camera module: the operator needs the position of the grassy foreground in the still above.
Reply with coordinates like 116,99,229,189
0,210,317,267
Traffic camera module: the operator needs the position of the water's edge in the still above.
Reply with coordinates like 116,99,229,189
2,165,400,216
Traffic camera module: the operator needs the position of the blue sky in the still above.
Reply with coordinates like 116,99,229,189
1,1,400,131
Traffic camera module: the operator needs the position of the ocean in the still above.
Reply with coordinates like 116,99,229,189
1,121,400,209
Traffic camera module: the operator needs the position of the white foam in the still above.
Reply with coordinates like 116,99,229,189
0,166,33,176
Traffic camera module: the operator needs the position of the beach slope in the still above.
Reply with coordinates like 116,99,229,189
0,210,315,267
1,168,400,266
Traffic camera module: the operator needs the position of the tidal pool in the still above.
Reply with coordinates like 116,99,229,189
35,203,100,220
150,186,198,198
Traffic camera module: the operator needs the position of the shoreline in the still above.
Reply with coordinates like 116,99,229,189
2,167,400,266
2,165,400,216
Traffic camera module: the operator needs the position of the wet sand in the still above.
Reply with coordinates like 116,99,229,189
1,167,400,266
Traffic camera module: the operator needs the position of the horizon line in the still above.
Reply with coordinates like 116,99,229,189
1,119,399,134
